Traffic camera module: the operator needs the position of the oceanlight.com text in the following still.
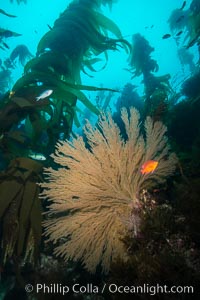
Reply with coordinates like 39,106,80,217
25,283,194,296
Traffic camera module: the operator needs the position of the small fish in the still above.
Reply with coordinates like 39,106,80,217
162,34,171,39
176,15,184,23
2,42,9,49
153,189,160,193
36,89,53,101
28,151,46,161
47,24,53,30
140,160,158,175
145,25,154,30
9,91,15,98
180,1,186,10
176,30,183,36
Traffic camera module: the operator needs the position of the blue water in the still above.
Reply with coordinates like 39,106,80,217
0,0,198,95
0,0,199,139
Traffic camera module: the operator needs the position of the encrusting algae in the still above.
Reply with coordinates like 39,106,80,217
40,107,177,273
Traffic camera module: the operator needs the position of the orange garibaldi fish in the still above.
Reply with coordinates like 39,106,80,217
140,160,158,175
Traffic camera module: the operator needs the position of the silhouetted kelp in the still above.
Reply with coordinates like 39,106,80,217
0,69,12,94
9,0,27,4
128,33,159,78
10,45,33,66
112,83,143,138
128,34,171,121
181,71,200,102
177,48,196,73
168,9,189,33
168,1,200,48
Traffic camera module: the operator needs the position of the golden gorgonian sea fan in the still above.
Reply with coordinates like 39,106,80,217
40,107,177,273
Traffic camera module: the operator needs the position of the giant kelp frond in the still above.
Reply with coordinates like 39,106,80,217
0,0,128,162
11,71,117,116
0,157,42,264
2,0,128,150
186,12,200,48
0,28,21,38
190,0,200,14
181,71,200,102
24,52,71,78
41,107,177,274
0,69,12,94
168,3,200,48
37,0,130,81
0,9,16,18
127,34,171,121
168,9,189,32
128,34,158,78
